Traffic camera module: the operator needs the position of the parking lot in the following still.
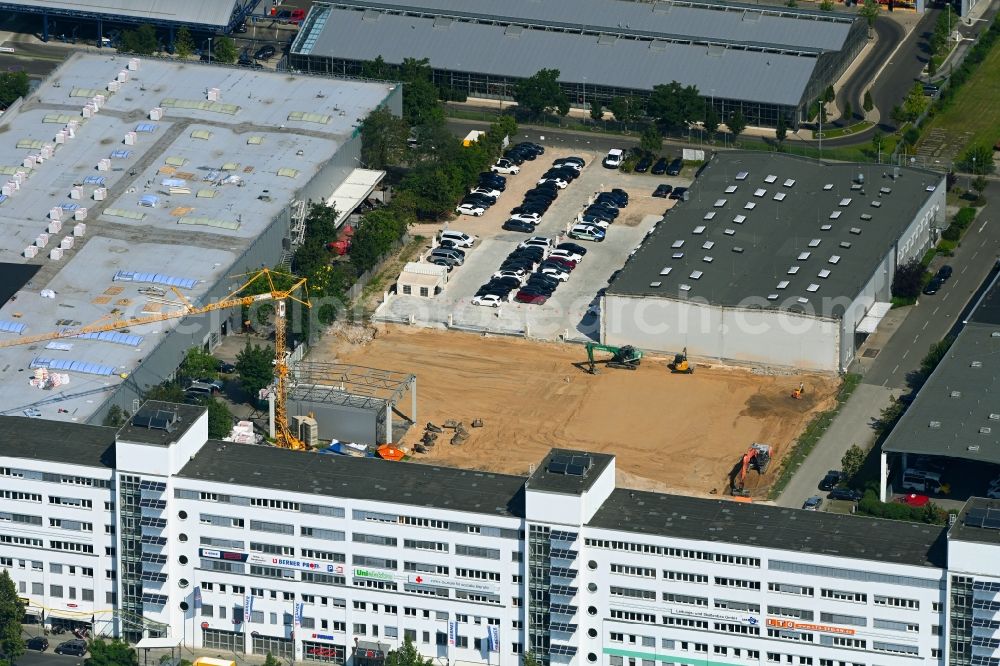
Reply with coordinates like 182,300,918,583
377,147,692,341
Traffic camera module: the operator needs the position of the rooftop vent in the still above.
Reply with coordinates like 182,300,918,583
828,255,841,264
806,284,820,293
704,212,717,220
839,198,852,207
777,280,789,290
840,241,853,249
725,185,738,193
724,228,735,236
860,213,873,221
767,293,779,300
951,390,961,398
690,270,704,279
733,215,746,224
849,228,862,235
702,241,715,250
714,199,727,208
850,183,863,191
798,252,811,260
787,266,800,275
744,202,756,210
659,267,672,276
823,183,834,191
672,252,684,259
754,188,767,197
821,224,833,231
971,361,983,368
980,427,992,434
926,184,937,192
773,192,786,201
672,240,684,248
929,421,941,428
736,171,749,181
764,175,777,184
797,297,809,304
702,256,713,263
808,239,821,247
989,413,999,420
693,226,706,234
994,332,1000,338
783,179,796,187
818,269,831,278
732,247,744,253
871,201,882,208
880,187,892,194
679,284,691,291
649,281,662,288
830,211,841,219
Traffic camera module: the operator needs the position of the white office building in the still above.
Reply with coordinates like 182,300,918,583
0,401,996,666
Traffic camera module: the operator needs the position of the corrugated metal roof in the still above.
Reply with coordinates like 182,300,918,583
303,8,817,106
326,0,854,52
0,0,238,27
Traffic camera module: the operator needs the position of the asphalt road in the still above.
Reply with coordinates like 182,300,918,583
0,41,68,78
447,117,647,158
14,650,87,666
862,178,1000,388
836,16,905,125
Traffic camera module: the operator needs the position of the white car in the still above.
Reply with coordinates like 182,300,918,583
539,267,570,281
439,231,477,248
578,216,610,230
603,148,624,169
472,294,505,308
509,212,541,224
471,186,502,199
549,248,583,263
537,177,568,189
491,159,520,175
518,237,553,250
455,203,486,217
552,160,583,172
492,269,528,281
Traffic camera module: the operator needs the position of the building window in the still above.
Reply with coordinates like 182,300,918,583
821,589,867,603
402,285,412,295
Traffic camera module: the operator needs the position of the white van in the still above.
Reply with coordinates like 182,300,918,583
901,469,941,493
439,231,477,248
603,148,624,169
569,224,606,242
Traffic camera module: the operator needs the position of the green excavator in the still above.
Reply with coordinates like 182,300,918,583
583,343,643,374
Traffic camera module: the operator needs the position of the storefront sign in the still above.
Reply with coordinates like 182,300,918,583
670,607,759,625
247,553,325,571
407,574,500,594
353,568,402,582
199,548,248,562
766,618,856,636
311,634,339,642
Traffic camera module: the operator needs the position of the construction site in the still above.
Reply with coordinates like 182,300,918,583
315,325,840,497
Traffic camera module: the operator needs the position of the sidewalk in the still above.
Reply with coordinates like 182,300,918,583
775,383,902,508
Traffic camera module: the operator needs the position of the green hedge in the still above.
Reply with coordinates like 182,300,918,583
856,490,946,524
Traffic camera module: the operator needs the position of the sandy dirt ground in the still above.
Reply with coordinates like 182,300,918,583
315,326,840,498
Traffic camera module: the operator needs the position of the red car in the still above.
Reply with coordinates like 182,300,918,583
515,290,548,304
896,493,930,507
544,256,577,270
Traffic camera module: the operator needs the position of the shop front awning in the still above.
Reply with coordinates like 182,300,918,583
856,302,892,334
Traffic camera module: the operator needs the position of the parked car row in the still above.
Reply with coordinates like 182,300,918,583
923,264,953,295
568,188,629,243
502,141,545,166
456,171,510,217
472,240,590,307
503,155,587,234
429,231,478,271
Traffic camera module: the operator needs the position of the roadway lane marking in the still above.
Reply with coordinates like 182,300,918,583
914,336,920,343
902,350,909,359
972,251,979,259
981,218,991,233
962,266,969,273
892,364,899,375
933,307,939,315
953,279,960,287
922,321,929,330
943,292,950,301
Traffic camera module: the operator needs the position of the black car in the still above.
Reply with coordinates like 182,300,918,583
610,188,630,205
936,265,953,280
479,178,507,192
651,157,669,175
539,260,571,274
819,470,842,491
635,156,653,173
489,276,522,290
515,142,544,156
254,44,277,60
653,183,673,198
510,247,545,260
828,487,862,502
533,180,561,192
507,146,536,161
479,172,507,186
26,637,49,652
589,200,620,215
594,195,621,209
524,188,558,201
217,360,237,374
555,156,584,167
502,151,525,165
584,206,616,222
463,193,495,207
55,640,87,657
557,242,588,256
668,186,688,200
512,204,548,216
666,158,683,176
503,219,536,233
923,277,944,295
544,166,579,180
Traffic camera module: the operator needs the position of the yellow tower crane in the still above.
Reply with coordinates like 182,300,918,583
0,268,311,451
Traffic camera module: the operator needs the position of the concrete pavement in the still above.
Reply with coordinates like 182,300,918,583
775,383,900,508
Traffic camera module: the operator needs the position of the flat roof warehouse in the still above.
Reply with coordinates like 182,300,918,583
607,152,944,318
0,53,394,423
292,0,860,109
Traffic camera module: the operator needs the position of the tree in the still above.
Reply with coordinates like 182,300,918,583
647,81,701,131
841,444,866,481
513,68,569,117
174,26,195,59
843,100,853,122
862,90,874,113
145,381,185,403
179,347,218,382
919,336,955,380
901,82,928,121
891,258,925,299
262,654,282,666
608,96,641,130
890,104,906,127
871,130,885,160
205,398,233,439
0,71,29,109
523,653,541,666
120,24,158,55
786,0,798,7
703,106,720,136
774,114,788,144
236,341,274,399
103,404,130,427
959,143,994,174
823,85,836,104
85,639,138,666
727,110,747,142
385,638,432,666
361,55,392,80
860,0,880,32
0,571,24,666
820,0,834,10
640,126,663,155
213,36,238,64
589,99,604,121
360,106,410,169
972,175,988,200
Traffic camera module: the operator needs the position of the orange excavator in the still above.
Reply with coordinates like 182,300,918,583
731,443,773,497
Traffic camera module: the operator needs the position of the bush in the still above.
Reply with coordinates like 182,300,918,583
891,259,926,299
953,207,976,229
941,224,961,241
